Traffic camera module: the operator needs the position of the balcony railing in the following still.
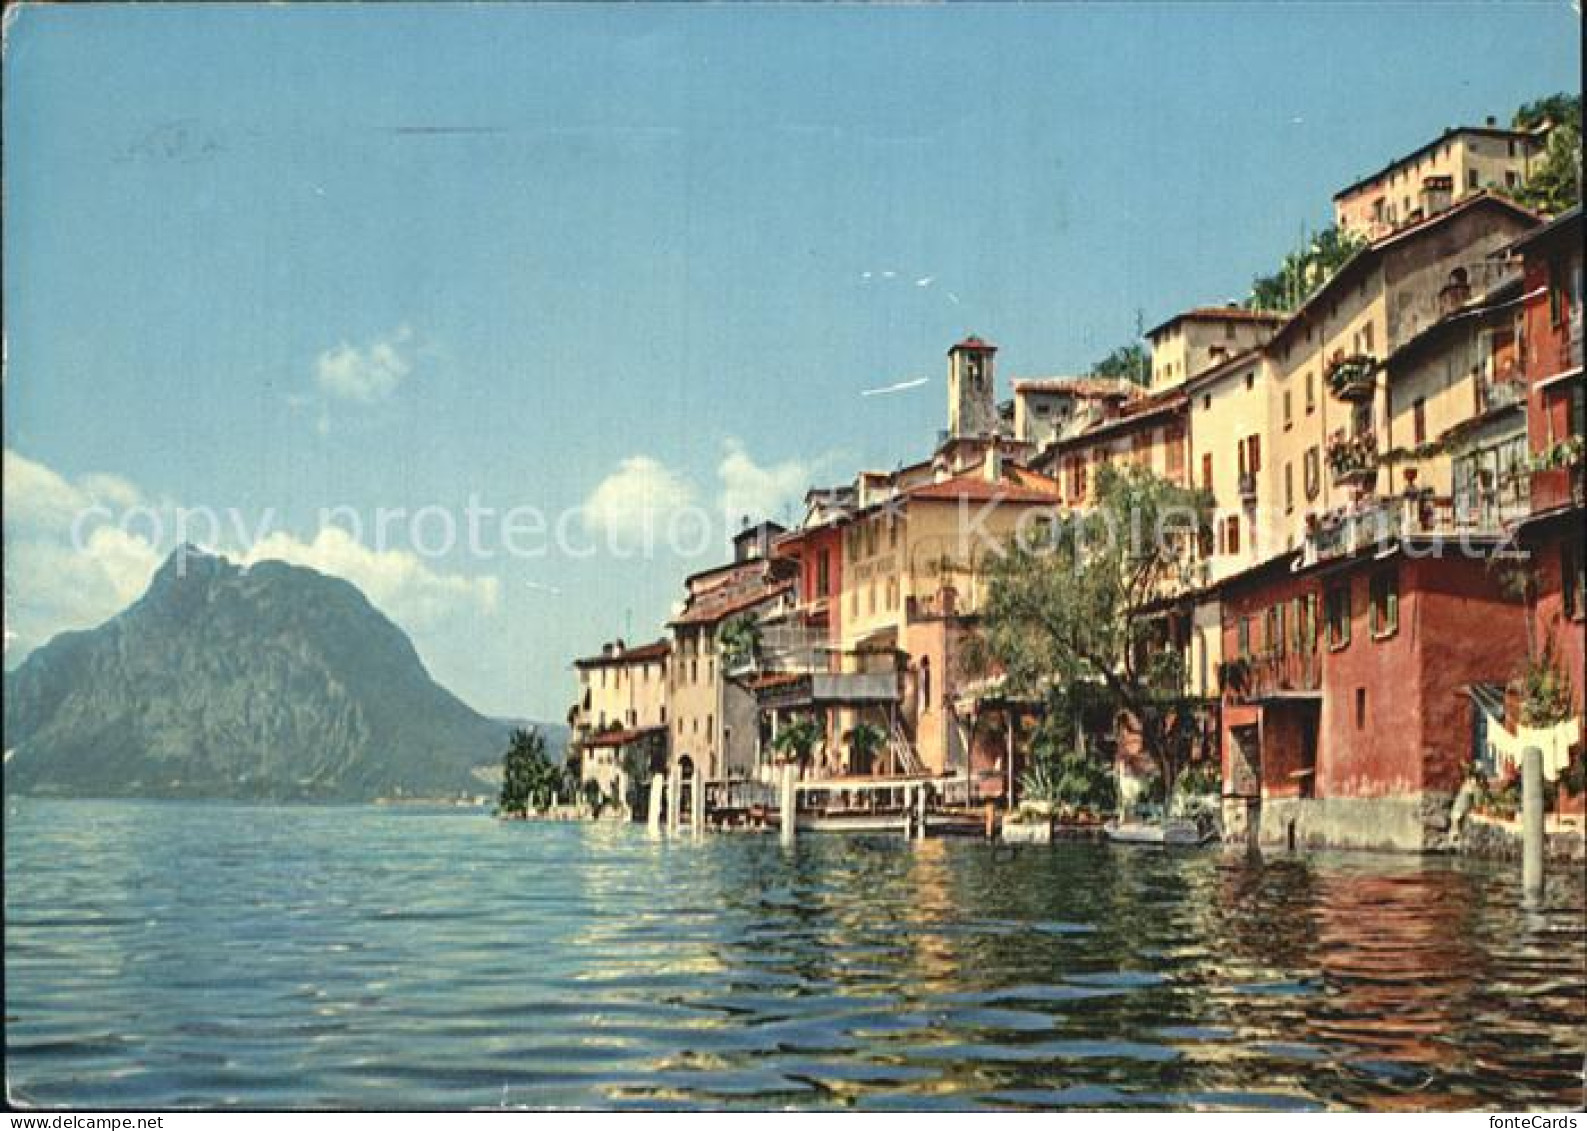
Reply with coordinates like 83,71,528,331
1530,462,1585,513
1238,471,1258,502
1325,355,1378,400
1304,486,1531,564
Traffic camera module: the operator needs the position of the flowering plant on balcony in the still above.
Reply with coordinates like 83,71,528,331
1325,354,1377,397
1529,434,1586,472
1325,430,1377,475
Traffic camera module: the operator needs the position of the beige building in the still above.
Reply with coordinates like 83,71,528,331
1333,123,1544,241
568,638,671,803
1146,307,1286,392
1011,376,1138,449
1262,193,1537,558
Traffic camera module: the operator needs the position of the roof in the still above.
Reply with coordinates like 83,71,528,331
1182,346,1267,396
1333,124,1544,201
1146,306,1289,340
1011,375,1140,398
1507,204,1582,255
732,519,788,543
904,472,1062,505
948,334,997,354
1270,192,1540,348
573,637,672,668
576,725,666,749
669,580,794,627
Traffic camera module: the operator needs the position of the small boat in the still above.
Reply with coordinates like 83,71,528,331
1105,818,1216,847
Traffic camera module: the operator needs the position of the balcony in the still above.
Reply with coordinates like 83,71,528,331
1238,471,1258,503
1303,485,1531,565
1529,453,1580,517
1326,430,1378,489
1325,354,1378,400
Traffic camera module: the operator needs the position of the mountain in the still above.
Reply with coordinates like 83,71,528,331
4,546,562,801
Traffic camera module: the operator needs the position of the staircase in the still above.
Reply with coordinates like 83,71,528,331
889,719,927,777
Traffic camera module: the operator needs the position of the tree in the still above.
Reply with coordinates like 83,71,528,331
770,715,823,766
497,727,559,816
977,464,1213,799
1512,93,1581,216
1248,225,1366,313
718,613,762,670
844,722,885,774
1092,343,1149,386
1020,704,1117,815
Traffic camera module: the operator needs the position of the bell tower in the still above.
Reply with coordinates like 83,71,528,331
947,335,998,439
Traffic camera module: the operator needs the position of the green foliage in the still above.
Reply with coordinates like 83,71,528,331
1519,656,1573,728
979,464,1213,796
719,614,762,669
1513,93,1580,215
620,743,655,819
1091,342,1149,386
770,715,823,763
1021,716,1116,815
581,778,604,816
845,722,885,771
497,727,560,815
1247,225,1366,313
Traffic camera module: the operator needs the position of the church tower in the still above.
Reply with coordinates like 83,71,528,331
946,335,998,439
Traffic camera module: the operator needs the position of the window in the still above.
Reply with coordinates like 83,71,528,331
1201,452,1213,492
1564,541,1584,621
1362,322,1374,354
1467,169,1479,189
1413,398,1427,446
1325,583,1352,650
1284,462,1294,513
816,550,830,597
1266,605,1286,658
1369,568,1399,638
1238,615,1252,659
1304,447,1321,500
1283,390,1293,429
1246,434,1261,475
1225,321,1237,339
1505,170,1518,189
1305,371,1316,413
1222,515,1241,556
1245,371,1255,390
1355,687,1367,729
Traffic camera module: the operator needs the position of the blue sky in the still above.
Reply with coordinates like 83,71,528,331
3,2,1579,719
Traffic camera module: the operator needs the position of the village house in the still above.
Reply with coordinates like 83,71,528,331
666,524,797,785
1510,207,1585,744
1333,120,1546,241
1214,196,1545,851
567,637,672,807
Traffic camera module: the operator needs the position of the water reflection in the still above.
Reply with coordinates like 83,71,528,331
4,800,1583,1110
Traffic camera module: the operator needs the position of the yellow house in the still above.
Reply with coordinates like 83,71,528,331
1333,122,1545,241
568,638,671,803
1146,307,1286,392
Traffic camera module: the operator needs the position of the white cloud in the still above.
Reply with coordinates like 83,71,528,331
3,449,500,665
244,526,498,629
2,450,162,659
717,439,814,528
581,456,698,540
315,325,414,403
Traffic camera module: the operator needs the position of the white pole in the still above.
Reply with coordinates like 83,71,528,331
780,763,797,844
1522,745,1545,898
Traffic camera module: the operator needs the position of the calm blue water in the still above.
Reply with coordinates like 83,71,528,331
5,798,1584,1111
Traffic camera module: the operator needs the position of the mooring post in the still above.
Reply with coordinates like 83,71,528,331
915,783,928,840
692,773,706,836
779,763,796,845
1522,745,1544,898
984,801,996,841
647,773,665,834
667,764,682,833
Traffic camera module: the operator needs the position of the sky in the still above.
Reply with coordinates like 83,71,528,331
3,2,1580,720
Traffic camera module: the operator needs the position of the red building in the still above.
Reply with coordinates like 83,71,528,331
1511,207,1584,724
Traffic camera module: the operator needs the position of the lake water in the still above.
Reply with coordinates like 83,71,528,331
5,799,1584,1111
